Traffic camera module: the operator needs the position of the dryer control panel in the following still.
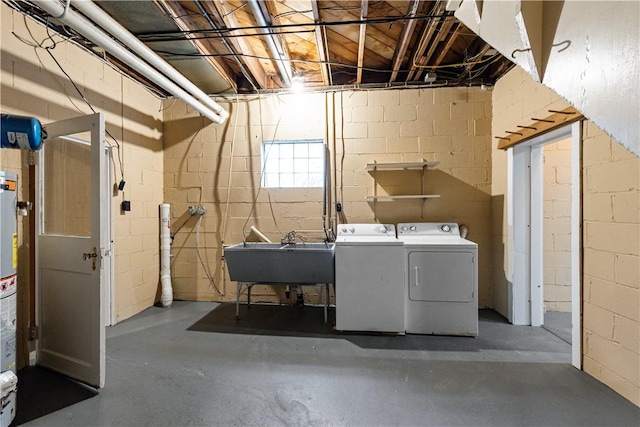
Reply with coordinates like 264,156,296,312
397,223,460,236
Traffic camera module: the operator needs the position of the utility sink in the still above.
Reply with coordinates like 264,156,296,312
224,242,335,284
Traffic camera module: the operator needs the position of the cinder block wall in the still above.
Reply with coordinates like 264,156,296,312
0,4,164,367
162,87,494,307
543,138,572,312
581,121,639,405
492,67,639,405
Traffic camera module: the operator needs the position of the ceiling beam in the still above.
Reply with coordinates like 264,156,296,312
155,0,237,92
356,0,369,84
431,21,461,66
459,42,490,79
389,0,421,83
204,0,269,90
311,0,331,85
414,15,455,81
406,1,446,82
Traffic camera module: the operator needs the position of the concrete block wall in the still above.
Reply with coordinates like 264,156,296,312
582,122,639,405
163,87,494,307
543,138,572,312
1,4,164,368
493,66,639,406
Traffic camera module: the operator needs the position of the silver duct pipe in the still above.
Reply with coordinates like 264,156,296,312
247,0,292,86
31,0,228,124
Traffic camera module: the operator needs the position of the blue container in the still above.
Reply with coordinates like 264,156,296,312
1,114,45,151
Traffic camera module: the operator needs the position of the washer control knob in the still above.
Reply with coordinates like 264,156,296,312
409,225,417,231
349,227,355,234
401,226,408,232
376,225,387,233
340,227,347,234
441,224,451,233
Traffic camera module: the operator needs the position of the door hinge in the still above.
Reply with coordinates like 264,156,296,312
29,325,38,340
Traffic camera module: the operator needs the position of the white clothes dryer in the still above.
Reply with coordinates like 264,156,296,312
397,223,478,336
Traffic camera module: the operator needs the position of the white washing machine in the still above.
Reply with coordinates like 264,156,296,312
335,224,405,333
397,223,478,336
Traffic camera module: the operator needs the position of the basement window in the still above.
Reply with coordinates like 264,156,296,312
261,139,325,188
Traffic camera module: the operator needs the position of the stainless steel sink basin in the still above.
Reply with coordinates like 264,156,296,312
224,242,335,284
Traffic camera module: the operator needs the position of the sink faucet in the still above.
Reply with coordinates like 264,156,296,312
281,230,297,244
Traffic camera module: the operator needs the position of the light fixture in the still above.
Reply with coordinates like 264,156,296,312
291,74,305,93
424,72,437,83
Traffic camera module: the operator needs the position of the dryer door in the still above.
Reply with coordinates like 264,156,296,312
408,251,474,302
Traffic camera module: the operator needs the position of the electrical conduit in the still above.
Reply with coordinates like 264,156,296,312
160,203,173,308
31,0,228,124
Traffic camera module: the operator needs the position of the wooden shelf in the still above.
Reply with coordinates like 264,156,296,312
366,161,440,171
365,195,440,202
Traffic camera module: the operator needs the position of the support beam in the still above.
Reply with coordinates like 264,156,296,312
205,0,269,89
356,0,368,84
389,0,421,82
406,1,446,82
311,0,331,86
156,0,237,92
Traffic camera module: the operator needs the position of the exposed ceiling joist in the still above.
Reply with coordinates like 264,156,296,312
205,0,269,90
155,0,237,92
389,0,421,83
6,0,515,96
356,0,369,84
310,0,331,86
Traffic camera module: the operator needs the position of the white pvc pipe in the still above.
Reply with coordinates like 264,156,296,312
160,203,173,308
71,0,228,121
247,0,291,86
31,0,228,124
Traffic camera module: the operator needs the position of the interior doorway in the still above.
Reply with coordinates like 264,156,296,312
541,138,573,344
508,122,582,369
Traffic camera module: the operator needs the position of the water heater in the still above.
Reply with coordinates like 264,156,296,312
0,171,18,427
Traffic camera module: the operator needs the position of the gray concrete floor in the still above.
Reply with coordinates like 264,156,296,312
543,311,572,344
17,301,640,426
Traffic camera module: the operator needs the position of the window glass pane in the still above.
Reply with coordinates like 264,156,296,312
308,174,324,187
293,173,308,187
261,140,324,188
293,158,309,173
263,173,279,187
280,158,294,173
308,144,324,158
294,143,308,158
308,158,324,173
44,137,91,236
279,144,294,159
280,174,294,187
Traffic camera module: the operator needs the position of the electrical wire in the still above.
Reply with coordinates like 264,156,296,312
12,16,126,184
135,12,451,39
221,94,240,244
241,94,284,240
195,211,222,295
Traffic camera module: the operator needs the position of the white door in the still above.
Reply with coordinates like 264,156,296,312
36,113,106,388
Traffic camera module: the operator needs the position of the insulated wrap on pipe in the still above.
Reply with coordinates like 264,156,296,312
160,203,173,308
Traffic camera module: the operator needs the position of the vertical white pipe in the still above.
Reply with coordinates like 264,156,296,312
160,203,173,308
